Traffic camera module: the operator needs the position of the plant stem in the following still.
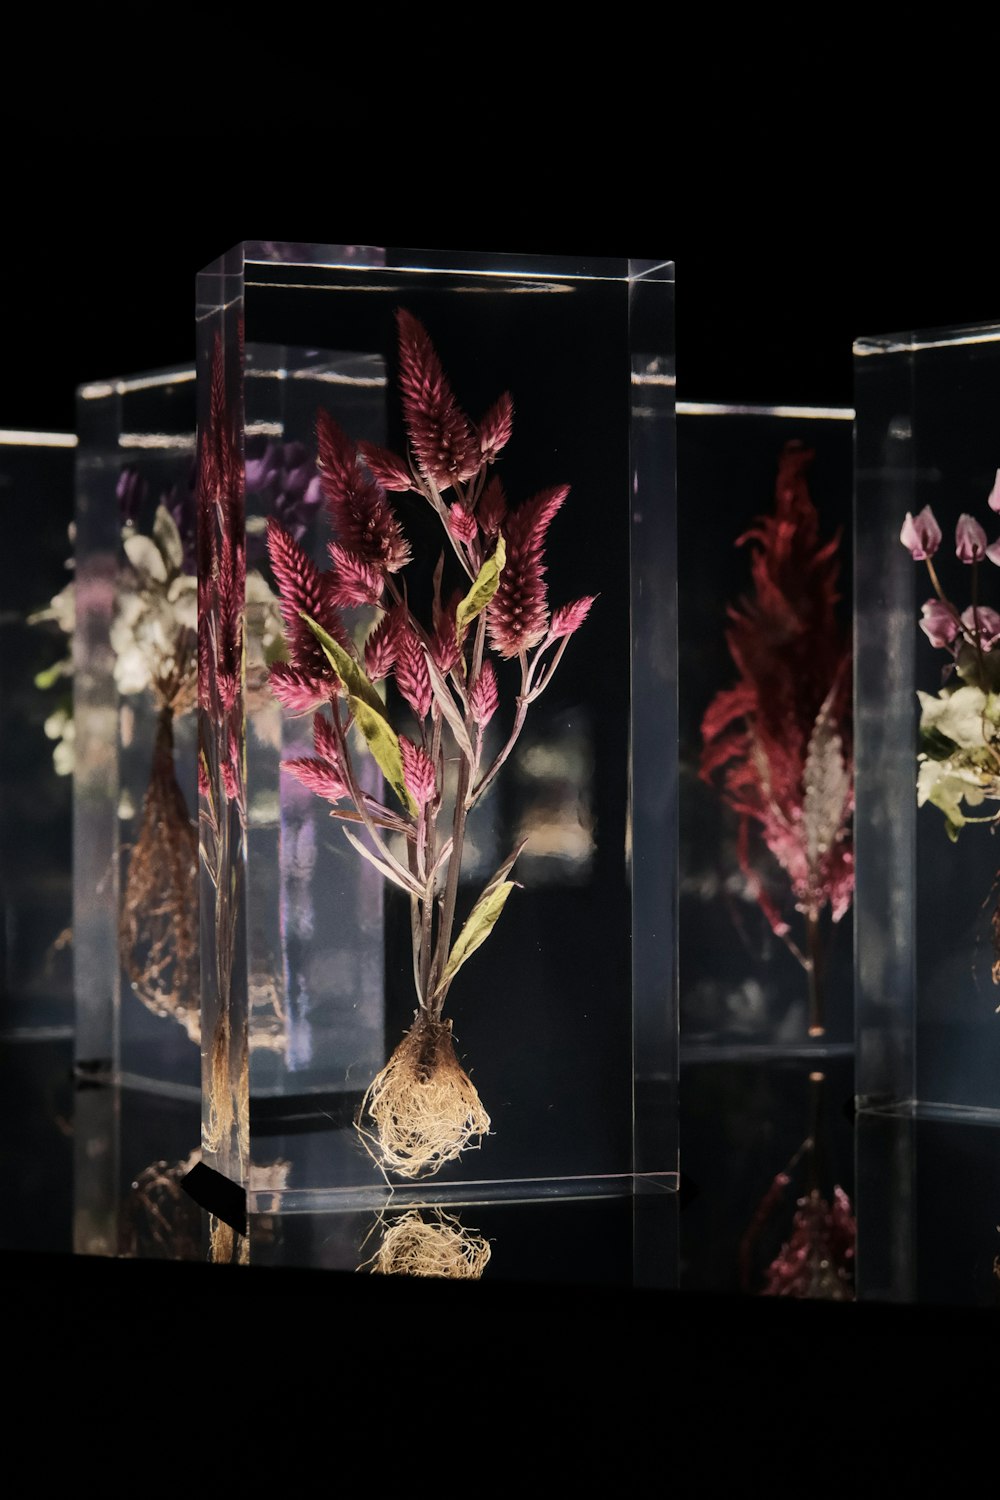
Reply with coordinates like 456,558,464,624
806,908,825,1037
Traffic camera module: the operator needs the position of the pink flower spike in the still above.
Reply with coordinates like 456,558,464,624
899,507,941,560
989,469,1000,513
399,734,436,810
478,393,514,464
551,595,598,639
268,663,331,712
327,542,385,608
919,598,960,649
961,605,1000,651
448,503,478,546
357,440,414,493
469,659,499,727
394,628,432,721
282,756,349,805
956,513,988,563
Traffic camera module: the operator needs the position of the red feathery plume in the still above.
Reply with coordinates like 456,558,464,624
448,503,478,547
700,443,853,932
762,1186,856,1300
364,607,403,682
357,440,414,493
488,485,568,658
551,595,598,639
281,757,349,805
394,626,432,721
469,659,499,727
327,542,385,608
266,518,350,681
312,712,343,768
477,393,514,465
396,308,479,488
268,663,330,713
430,590,462,674
477,476,508,539
316,409,410,573
400,734,437,810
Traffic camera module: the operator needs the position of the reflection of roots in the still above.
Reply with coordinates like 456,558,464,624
119,1150,201,1260
364,1209,491,1279
358,1012,491,1180
119,708,200,1042
209,1215,249,1266
204,1010,248,1170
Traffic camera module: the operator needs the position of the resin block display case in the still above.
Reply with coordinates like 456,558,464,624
74,367,201,1098
197,243,677,1214
1,431,75,1037
678,404,854,1061
856,320,1000,1119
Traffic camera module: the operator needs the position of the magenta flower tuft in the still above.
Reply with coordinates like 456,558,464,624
956,513,988,563
394,627,432,721
469,659,499,727
327,542,386,608
551,595,598,639
400,734,437,810
899,506,942,560
316,409,411,573
266,518,351,680
488,486,568,658
364,608,403,682
989,469,1000,513
357,440,414,493
431,592,462,675
478,393,514,465
448,503,478,547
919,598,961,649
282,756,349,804
477,476,508,540
961,604,1000,650
396,309,479,488
268,663,331,712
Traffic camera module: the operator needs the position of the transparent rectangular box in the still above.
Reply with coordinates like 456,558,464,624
197,243,677,1212
74,367,201,1096
677,403,855,1061
856,320,1000,1117
1,430,75,1036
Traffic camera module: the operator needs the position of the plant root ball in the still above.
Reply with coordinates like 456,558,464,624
365,1208,491,1279
357,1011,491,1180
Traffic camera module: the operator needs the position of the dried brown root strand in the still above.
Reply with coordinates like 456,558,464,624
357,1012,491,1180
363,1208,491,1279
204,1009,249,1171
209,1215,249,1266
118,707,200,1042
992,882,1000,986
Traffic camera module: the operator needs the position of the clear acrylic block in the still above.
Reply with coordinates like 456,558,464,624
1,430,75,1036
678,404,854,1061
74,366,201,1096
196,243,677,1211
856,320,1000,1117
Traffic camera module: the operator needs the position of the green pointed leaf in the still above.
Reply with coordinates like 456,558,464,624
348,693,417,817
300,612,384,716
433,879,517,997
34,659,68,691
455,534,506,642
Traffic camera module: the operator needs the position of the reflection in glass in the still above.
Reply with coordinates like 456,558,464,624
739,1071,855,1300
361,1207,491,1279
118,1151,201,1260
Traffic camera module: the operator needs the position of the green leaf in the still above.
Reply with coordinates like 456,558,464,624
433,879,517,997
300,612,384,716
34,659,68,691
348,693,417,816
455,534,506,641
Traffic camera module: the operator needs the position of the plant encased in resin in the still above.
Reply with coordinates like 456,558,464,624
700,443,854,1036
900,475,1000,982
265,309,595,1179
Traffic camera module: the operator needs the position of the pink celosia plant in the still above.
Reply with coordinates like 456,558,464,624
700,443,853,1035
265,309,594,1178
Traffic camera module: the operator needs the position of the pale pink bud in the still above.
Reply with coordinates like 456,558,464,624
900,507,941,560
448,503,478,546
989,469,1000,513
961,605,1000,650
956,513,988,563
469,659,499,727
919,598,960,648
986,538,1000,567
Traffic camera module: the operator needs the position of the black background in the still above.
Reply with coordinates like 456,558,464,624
2,25,996,1420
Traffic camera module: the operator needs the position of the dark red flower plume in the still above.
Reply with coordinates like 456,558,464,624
266,518,351,681
395,308,479,488
316,409,410,573
488,485,568,658
477,393,514,465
